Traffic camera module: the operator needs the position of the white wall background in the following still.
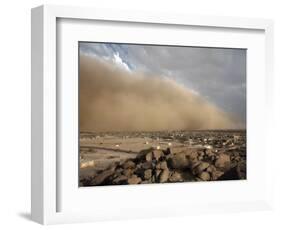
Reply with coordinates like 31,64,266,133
0,0,280,229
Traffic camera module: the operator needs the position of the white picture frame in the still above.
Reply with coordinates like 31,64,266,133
31,5,274,225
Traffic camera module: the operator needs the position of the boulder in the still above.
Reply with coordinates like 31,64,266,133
206,149,214,156
127,175,142,184
198,171,211,181
135,148,154,162
145,152,153,162
210,170,224,180
234,156,241,162
180,170,196,181
123,168,134,177
162,147,171,156
153,150,164,160
159,169,170,183
192,162,210,175
206,165,216,173
210,155,216,162
217,166,240,180
189,151,199,162
215,153,231,171
169,171,183,182
190,161,201,170
156,162,161,170
134,167,145,177
123,160,136,169
159,161,168,170
140,161,153,170
90,169,115,186
80,176,93,186
144,169,152,180
112,175,128,184
115,167,123,174
155,169,162,178
167,153,190,170
198,155,204,161
237,161,246,179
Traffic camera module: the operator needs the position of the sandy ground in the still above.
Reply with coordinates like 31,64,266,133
80,136,189,177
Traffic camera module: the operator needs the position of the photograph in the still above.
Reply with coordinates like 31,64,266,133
79,42,247,187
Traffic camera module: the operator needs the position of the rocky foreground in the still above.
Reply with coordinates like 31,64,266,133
80,146,246,186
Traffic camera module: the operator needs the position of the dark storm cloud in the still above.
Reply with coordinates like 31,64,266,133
79,42,246,126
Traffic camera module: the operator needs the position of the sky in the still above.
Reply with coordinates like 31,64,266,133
79,42,246,130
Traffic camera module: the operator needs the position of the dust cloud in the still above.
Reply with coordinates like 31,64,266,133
80,55,237,132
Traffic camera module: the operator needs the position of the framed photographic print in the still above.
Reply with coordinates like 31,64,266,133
31,5,274,224
78,42,247,187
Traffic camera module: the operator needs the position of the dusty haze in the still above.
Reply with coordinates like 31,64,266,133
80,55,239,132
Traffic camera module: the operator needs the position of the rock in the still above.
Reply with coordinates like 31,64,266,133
198,171,211,181
153,150,164,160
158,155,167,162
115,167,123,174
144,169,152,180
123,168,134,177
135,168,153,180
180,170,196,181
80,176,93,186
206,149,214,156
145,152,153,161
192,162,210,175
140,161,153,170
215,153,231,171
239,150,246,157
190,161,201,170
155,169,162,178
112,175,128,184
123,160,135,169
198,155,204,161
204,150,216,161
127,175,142,184
159,161,168,170
156,162,161,170
217,167,240,180
210,155,216,162
134,168,145,177
135,148,154,162
169,171,183,182
237,161,246,179
162,148,171,156
234,156,241,162
107,162,119,170
111,171,122,179
210,170,224,180
167,153,190,170
199,151,205,158
206,165,216,173
91,169,115,185
159,169,170,183
151,175,156,183
189,151,198,162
